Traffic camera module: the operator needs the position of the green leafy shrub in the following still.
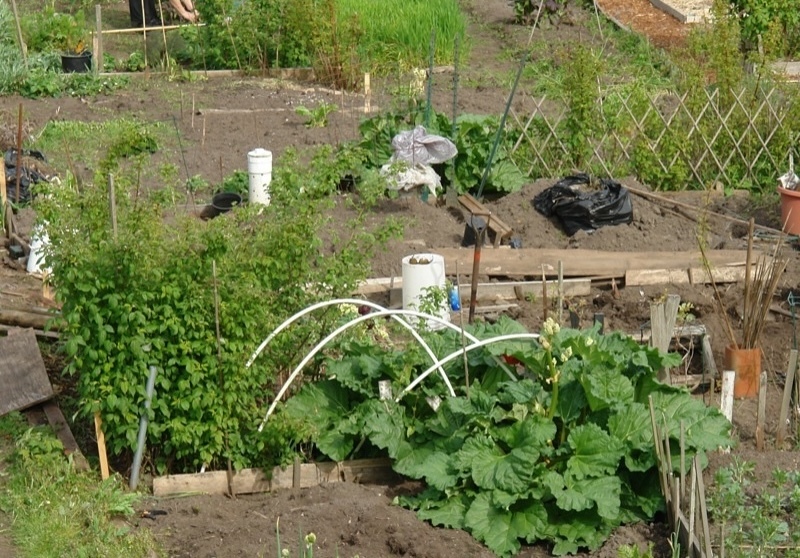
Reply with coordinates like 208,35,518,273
274,317,732,556
36,144,398,474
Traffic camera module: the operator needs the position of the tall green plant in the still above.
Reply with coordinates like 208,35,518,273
36,144,397,474
562,44,601,169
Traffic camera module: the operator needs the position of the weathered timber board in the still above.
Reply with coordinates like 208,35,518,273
626,265,747,286
357,278,591,305
153,458,397,497
434,249,751,279
0,328,54,415
41,401,90,471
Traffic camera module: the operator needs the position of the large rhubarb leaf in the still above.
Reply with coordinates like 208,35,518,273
580,367,635,411
566,423,624,479
464,493,526,557
417,494,469,529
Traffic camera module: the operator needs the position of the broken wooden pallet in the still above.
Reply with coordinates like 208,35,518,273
457,193,513,247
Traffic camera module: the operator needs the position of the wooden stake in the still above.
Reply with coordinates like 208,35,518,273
695,455,713,558
108,174,117,241
140,0,147,67
94,5,103,75
0,158,7,238
776,349,798,447
755,371,767,450
15,103,23,204
364,73,371,114
94,412,110,480
557,260,564,324
212,260,234,498
679,420,686,499
191,93,195,129
9,0,26,66
201,115,206,147
456,261,469,396
541,264,548,321
720,370,735,453
688,461,697,558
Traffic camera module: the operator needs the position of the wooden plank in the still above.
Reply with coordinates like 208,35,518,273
0,309,55,330
688,265,747,285
626,265,747,286
356,278,591,303
94,412,110,480
153,458,396,496
0,328,54,415
651,295,680,382
41,400,90,471
457,193,513,247
626,268,690,286
776,350,798,447
701,335,718,379
435,248,753,279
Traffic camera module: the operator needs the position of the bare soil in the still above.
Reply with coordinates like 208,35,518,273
2,1,799,557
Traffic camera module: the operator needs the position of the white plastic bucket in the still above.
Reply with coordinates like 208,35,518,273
247,148,272,206
401,253,450,330
27,224,51,275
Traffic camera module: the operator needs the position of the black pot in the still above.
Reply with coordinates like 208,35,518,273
212,192,242,213
61,51,93,73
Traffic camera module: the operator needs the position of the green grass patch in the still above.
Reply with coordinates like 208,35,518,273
0,414,161,558
338,0,468,73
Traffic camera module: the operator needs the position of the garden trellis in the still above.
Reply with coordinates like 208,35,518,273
510,85,800,192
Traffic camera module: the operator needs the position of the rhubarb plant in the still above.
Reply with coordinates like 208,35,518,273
273,317,732,556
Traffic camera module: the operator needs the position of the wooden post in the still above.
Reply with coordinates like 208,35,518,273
15,103,23,204
94,412,110,480
541,265,548,321
695,455,713,558
720,370,735,453
650,294,680,383
755,371,767,450
364,73,371,114
557,260,563,324
108,174,117,240
94,5,103,75
776,349,798,448
9,0,26,66
0,159,6,238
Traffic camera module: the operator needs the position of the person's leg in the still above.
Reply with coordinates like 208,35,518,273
128,0,144,26
145,0,162,26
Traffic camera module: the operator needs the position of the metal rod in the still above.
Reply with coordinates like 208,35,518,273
476,51,529,199
468,224,485,324
130,365,158,490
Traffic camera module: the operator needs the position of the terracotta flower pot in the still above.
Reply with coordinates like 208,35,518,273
778,186,800,235
724,345,761,398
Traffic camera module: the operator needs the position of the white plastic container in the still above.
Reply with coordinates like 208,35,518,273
401,253,450,330
247,148,272,206
26,224,51,275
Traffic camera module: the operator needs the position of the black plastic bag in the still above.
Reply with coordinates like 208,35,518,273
533,173,633,236
4,149,49,204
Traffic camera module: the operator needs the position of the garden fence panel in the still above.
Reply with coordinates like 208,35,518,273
510,85,798,191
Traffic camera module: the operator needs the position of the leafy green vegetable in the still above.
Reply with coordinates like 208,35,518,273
276,317,732,556
357,107,528,195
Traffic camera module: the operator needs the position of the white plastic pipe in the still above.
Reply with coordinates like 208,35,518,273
247,148,272,206
396,333,541,401
246,298,486,369
258,308,462,431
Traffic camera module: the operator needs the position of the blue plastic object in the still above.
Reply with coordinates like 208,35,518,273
449,285,461,311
